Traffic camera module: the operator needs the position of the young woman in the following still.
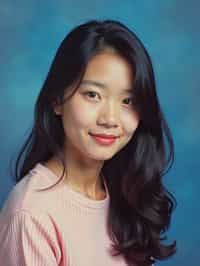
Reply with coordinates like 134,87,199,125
0,19,177,266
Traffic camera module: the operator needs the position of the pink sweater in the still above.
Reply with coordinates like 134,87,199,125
0,163,129,266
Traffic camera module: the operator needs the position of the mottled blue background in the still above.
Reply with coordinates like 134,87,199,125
0,1,199,265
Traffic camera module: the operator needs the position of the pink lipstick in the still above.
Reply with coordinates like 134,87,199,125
89,133,118,145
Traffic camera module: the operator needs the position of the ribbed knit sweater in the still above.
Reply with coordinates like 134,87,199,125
0,163,129,266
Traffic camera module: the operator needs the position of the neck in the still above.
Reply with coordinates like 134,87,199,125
43,154,106,200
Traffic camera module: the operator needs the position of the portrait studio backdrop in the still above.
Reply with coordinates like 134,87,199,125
0,1,199,266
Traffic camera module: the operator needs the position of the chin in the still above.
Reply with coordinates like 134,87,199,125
88,150,118,161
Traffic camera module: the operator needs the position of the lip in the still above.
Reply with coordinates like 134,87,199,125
89,133,118,145
89,133,119,139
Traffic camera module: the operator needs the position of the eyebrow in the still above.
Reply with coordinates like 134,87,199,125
80,79,132,93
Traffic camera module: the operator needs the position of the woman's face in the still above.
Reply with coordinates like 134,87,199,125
54,51,140,162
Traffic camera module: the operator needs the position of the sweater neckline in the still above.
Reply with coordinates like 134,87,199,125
34,163,110,210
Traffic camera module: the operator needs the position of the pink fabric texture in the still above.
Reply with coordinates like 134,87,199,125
0,163,129,266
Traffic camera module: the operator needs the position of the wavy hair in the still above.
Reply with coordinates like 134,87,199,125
14,19,177,266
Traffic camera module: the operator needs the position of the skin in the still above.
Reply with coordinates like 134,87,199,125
45,51,140,200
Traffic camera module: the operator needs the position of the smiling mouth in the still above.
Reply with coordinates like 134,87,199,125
89,133,119,138
89,133,118,145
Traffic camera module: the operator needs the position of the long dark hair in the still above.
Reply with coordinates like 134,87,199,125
14,19,177,266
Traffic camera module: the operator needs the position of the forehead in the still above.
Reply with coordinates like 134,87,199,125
81,52,134,91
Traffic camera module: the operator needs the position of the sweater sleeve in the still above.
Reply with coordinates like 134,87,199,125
0,210,62,266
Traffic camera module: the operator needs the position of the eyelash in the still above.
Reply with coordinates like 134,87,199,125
83,91,134,107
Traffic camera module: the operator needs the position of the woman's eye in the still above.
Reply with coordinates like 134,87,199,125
84,91,100,99
123,97,133,106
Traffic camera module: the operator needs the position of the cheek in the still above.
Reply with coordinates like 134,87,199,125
66,99,96,129
122,111,140,135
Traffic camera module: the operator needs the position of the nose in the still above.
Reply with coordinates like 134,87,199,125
97,101,119,128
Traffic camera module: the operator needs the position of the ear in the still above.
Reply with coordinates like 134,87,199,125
52,101,62,116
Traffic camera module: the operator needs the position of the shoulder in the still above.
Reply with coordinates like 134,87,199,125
0,208,62,264
0,163,62,222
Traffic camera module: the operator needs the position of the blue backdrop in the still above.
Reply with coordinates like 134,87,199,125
0,1,199,265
